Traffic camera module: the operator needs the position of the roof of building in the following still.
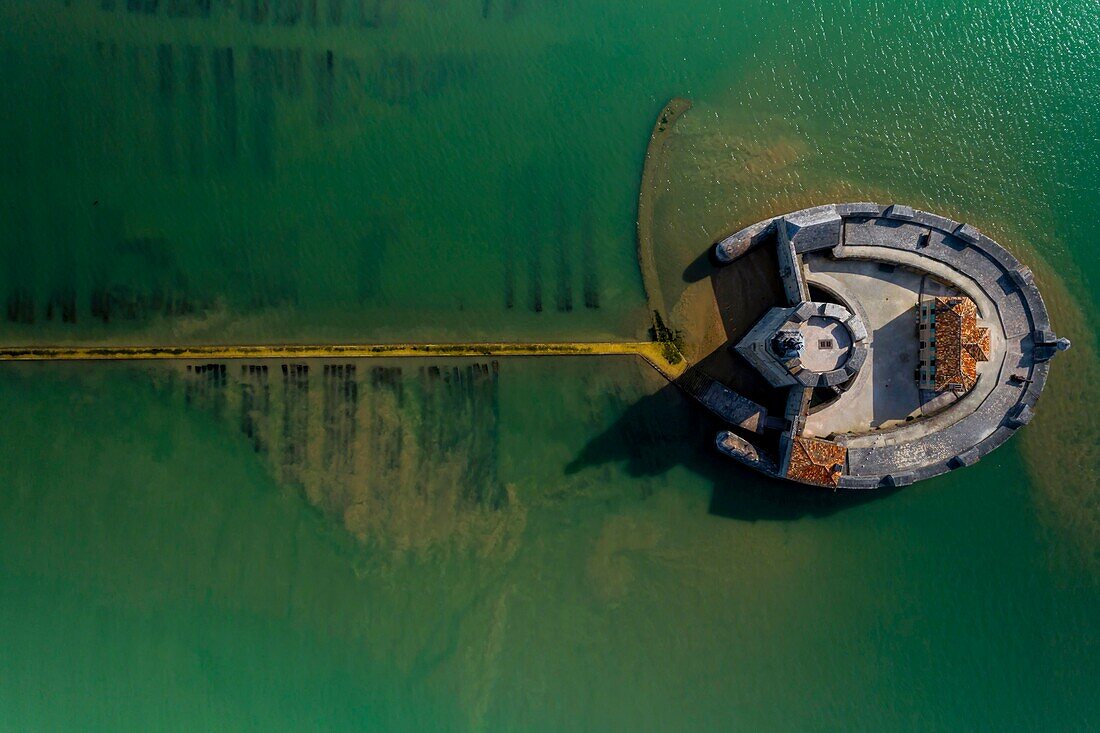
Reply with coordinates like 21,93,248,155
934,297,991,392
786,435,847,487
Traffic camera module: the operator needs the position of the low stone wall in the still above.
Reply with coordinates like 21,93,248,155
776,215,811,304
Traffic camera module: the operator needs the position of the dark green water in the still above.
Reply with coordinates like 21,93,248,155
1,1,1098,730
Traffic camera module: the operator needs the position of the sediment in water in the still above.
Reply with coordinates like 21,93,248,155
1014,258,1100,579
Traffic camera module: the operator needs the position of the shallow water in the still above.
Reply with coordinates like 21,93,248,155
1,1,1098,730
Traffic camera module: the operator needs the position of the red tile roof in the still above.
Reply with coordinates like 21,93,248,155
786,436,846,487
934,297,990,392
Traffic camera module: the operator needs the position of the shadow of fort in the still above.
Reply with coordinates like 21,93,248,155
565,383,899,522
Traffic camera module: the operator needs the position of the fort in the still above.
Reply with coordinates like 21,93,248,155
683,202,1070,488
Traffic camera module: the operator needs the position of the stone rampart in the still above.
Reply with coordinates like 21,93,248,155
824,203,1060,488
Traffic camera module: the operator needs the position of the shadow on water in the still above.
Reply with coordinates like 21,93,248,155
681,248,718,284
565,384,899,521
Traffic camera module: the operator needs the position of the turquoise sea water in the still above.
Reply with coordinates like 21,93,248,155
1,1,1098,730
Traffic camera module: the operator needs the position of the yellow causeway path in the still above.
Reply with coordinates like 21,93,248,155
0,342,688,381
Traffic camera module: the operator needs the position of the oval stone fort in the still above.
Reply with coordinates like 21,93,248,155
695,203,1070,489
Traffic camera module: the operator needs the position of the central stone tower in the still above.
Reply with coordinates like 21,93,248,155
734,301,869,390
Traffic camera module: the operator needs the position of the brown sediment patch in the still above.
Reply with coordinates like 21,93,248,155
668,276,725,365
1015,259,1100,580
315,363,528,560
585,514,663,605
888,206,1100,580
670,126,807,185
176,359,531,560
0,364,536,696
455,583,512,731
636,97,693,321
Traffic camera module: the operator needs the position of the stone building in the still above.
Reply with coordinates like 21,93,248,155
917,296,991,393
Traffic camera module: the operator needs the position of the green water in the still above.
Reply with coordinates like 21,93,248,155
1,1,1098,730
